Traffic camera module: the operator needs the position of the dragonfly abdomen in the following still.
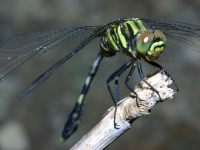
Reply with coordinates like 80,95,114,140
100,18,147,57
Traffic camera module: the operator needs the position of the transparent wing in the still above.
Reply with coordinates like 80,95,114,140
142,19,200,64
0,26,103,82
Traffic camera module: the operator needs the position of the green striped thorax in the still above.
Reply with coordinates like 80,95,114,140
100,18,167,60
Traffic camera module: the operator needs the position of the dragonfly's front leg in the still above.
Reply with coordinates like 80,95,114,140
144,59,179,92
136,60,164,101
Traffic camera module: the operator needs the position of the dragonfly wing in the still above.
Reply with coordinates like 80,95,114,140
20,23,113,96
0,26,103,82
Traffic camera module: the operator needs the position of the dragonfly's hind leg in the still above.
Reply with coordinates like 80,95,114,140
106,60,133,128
61,54,103,142
124,63,141,106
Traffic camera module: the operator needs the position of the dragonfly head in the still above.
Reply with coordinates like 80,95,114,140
136,29,167,60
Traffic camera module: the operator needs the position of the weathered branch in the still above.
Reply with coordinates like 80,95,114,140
70,70,176,150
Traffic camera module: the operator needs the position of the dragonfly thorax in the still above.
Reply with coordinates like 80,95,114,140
100,18,167,60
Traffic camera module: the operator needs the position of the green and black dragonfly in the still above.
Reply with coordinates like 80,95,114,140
0,17,199,141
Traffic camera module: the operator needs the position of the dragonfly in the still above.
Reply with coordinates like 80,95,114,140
0,17,199,142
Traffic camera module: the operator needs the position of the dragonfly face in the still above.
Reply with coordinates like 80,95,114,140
136,29,167,60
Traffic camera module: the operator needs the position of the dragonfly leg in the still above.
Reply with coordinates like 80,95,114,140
106,60,133,128
124,63,140,106
145,59,179,92
125,63,136,92
137,60,162,101
61,54,103,142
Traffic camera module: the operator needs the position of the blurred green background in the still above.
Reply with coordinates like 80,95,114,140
0,0,200,150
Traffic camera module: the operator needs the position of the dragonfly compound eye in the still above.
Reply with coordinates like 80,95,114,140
146,30,167,60
136,31,154,54
154,30,167,43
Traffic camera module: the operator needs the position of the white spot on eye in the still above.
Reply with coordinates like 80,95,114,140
143,37,149,43
7,56,11,60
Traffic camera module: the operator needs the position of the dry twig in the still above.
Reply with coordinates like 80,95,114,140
70,70,176,150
